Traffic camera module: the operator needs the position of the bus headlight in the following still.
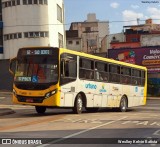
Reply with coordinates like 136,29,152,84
45,92,51,98
51,89,57,95
45,89,57,99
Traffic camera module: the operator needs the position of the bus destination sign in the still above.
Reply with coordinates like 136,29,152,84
26,49,51,55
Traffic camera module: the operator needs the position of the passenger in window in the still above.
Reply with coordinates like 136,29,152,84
88,71,93,79
124,77,128,84
134,79,137,85
95,68,100,80
95,69,103,80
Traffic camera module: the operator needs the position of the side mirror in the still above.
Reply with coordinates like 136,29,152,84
9,57,17,76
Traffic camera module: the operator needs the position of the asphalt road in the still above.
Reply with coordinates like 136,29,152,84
0,93,160,147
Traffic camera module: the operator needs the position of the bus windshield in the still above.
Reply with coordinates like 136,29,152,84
15,55,58,84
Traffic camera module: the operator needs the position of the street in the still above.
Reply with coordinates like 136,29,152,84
0,93,160,147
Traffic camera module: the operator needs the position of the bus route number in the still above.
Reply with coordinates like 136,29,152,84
41,50,50,55
26,50,50,55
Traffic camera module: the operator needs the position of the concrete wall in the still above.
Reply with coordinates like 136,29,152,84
0,59,13,91
141,34,160,47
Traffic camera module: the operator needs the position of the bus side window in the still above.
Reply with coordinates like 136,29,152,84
132,69,141,85
79,57,94,80
109,64,120,83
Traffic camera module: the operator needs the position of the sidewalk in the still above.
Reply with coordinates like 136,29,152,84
147,97,160,100
0,108,15,116
0,91,15,116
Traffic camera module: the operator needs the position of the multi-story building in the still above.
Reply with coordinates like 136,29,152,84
1,0,65,59
66,13,109,53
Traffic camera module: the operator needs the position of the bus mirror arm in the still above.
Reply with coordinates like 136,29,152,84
9,57,17,76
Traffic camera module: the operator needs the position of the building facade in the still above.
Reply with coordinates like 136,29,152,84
2,0,65,59
141,34,160,46
101,33,125,52
66,13,109,53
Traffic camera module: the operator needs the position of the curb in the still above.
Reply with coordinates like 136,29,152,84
0,92,12,94
147,97,160,100
0,108,15,116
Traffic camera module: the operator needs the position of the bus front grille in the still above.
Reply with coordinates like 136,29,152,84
16,95,45,103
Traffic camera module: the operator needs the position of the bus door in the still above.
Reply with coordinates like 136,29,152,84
60,53,77,107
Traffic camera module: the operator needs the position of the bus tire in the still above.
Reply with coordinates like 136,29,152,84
73,94,83,114
35,106,46,114
86,108,99,112
119,96,127,112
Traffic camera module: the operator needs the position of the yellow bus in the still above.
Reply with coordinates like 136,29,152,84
10,47,147,114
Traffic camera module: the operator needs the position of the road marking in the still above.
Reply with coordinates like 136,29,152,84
0,115,65,131
38,116,127,146
55,118,103,124
153,130,160,136
122,120,160,126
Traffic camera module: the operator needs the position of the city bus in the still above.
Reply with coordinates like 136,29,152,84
9,47,147,114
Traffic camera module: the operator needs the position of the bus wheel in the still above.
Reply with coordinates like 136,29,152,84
119,96,127,112
86,108,99,112
35,106,46,114
73,94,83,114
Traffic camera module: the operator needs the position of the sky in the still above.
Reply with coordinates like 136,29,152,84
64,0,160,34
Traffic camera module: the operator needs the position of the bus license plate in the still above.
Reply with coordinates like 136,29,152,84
26,98,33,103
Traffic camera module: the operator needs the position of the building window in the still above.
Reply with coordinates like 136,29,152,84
28,0,32,4
23,0,27,5
76,41,79,45
44,32,48,37
14,33,17,39
34,32,40,37
44,0,48,4
17,0,21,5
5,2,8,7
34,0,38,4
85,27,91,32
131,38,138,42
24,32,28,38
29,32,34,37
18,33,22,38
10,34,13,39
40,32,44,37
68,41,72,44
39,0,43,4
8,1,12,7
4,33,22,40
24,31,49,38
58,33,63,48
2,0,48,8
12,0,16,6
57,4,62,23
